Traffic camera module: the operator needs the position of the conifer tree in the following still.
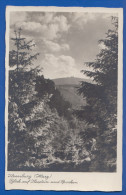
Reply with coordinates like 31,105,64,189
78,17,118,171
8,29,39,170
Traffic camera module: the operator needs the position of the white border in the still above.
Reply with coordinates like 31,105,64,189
5,6,123,191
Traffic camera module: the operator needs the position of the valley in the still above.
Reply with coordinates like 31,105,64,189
53,77,88,109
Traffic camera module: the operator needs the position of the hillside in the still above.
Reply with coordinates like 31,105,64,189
53,76,92,86
53,77,88,109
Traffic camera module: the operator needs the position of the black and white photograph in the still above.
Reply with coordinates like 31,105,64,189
5,6,123,191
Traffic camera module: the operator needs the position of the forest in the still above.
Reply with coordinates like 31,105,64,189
8,17,118,172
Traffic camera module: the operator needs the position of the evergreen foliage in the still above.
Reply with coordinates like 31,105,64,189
8,20,118,172
77,17,118,171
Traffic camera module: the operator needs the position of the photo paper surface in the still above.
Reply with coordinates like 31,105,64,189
5,6,123,191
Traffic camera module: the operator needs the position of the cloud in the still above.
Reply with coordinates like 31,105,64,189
9,11,115,79
73,13,95,22
43,40,70,52
69,12,116,29
27,12,54,24
15,21,42,32
11,12,70,41
61,43,70,51
53,15,70,32
27,12,70,32
68,13,96,28
40,54,82,79
10,12,27,26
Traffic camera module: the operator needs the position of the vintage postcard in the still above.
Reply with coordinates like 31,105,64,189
5,6,123,191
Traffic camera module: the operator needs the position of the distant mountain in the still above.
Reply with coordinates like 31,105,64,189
56,85,86,109
53,77,89,109
53,77,92,86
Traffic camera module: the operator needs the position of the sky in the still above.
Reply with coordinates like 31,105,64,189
10,11,117,79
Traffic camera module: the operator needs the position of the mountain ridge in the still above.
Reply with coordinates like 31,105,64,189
52,77,88,109
53,77,92,86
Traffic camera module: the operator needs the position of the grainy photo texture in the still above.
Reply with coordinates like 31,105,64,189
8,11,118,172
5,6,123,191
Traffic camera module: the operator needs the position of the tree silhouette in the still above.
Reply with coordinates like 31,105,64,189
8,29,39,170
78,17,118,171
9,28,39,73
